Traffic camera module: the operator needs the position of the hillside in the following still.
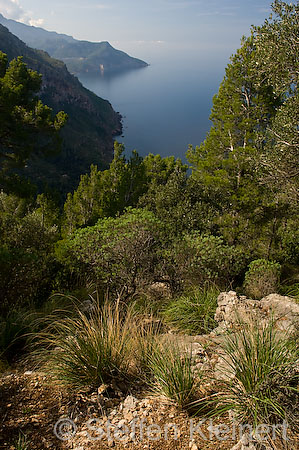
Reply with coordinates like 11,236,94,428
0,24,122,194
0,13,148,74
0,2,298,449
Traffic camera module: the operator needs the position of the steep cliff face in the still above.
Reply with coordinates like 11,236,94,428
0,24,122,194
0,14,148,75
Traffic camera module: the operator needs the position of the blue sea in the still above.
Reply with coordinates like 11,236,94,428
78,46,230,161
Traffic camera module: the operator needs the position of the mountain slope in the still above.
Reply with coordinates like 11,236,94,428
0,24,122,194
0,14,148,74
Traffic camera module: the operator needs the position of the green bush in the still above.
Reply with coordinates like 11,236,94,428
163,287,219,334
0,249,60,314
0,310,32,360
168,233,246,289
244,259,281,299
278,219,299,265
0,192,61,313
56,208,164,301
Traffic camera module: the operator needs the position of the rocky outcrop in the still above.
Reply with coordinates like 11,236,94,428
214,291,299,334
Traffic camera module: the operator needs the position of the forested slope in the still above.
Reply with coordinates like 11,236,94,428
0,24,122,194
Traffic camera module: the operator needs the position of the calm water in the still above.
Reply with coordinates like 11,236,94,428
78,48,228,161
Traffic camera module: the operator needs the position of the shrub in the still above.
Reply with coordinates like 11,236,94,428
206,318,299,430
56,208,163,301
243,259,281,299
278,219,299,265
0,249,59,314
163,287,219,334
148,340,198,408
168,233,246,289
33,301,157,388
0,192,61,313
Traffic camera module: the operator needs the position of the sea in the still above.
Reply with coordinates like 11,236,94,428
77,46,230,161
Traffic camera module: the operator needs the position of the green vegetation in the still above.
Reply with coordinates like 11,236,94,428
57,207,164,300
15,433,30,450
280,283,299,303
33,302,145,388
148,341,198,408
0,2,298,443
213,318,299,429
0,52,66,191
243,259,281,299
0,23,122,194
163,287,219,335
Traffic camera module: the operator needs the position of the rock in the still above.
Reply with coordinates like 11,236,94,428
260,293,299,332
117,419,127,428
191,343,205,357
123,395,138,411
214,291,299,334
189,443,199,450
124,412,134,422
230,433,257,449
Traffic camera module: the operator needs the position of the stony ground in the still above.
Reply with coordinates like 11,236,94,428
1,292,298,450
0,367,297,450
0,369,239,450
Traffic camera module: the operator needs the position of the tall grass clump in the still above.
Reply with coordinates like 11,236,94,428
148,340,198,408
163,287,219,334
34,301,144,388
212,318,299,430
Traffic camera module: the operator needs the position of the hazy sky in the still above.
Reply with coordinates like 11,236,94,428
0,0,275,59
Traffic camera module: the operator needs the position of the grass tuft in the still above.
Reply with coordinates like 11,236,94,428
33,301,144,388
163,287,219,335
195,318,299,431
148,340,198,408
15,432,30,450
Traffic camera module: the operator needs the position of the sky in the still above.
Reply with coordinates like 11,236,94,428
0,0,276,60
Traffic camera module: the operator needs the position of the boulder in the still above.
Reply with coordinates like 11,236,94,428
214,291,299,334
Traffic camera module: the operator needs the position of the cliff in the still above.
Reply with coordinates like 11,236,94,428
0,24,122,194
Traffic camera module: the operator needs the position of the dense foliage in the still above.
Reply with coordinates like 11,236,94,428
0,1,298,366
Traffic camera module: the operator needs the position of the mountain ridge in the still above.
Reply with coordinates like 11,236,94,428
0,13,148,74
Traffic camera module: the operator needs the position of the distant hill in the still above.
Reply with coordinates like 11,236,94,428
0,24,122,194
0,13,148,74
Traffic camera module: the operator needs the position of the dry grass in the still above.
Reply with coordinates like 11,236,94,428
33,301,151,388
